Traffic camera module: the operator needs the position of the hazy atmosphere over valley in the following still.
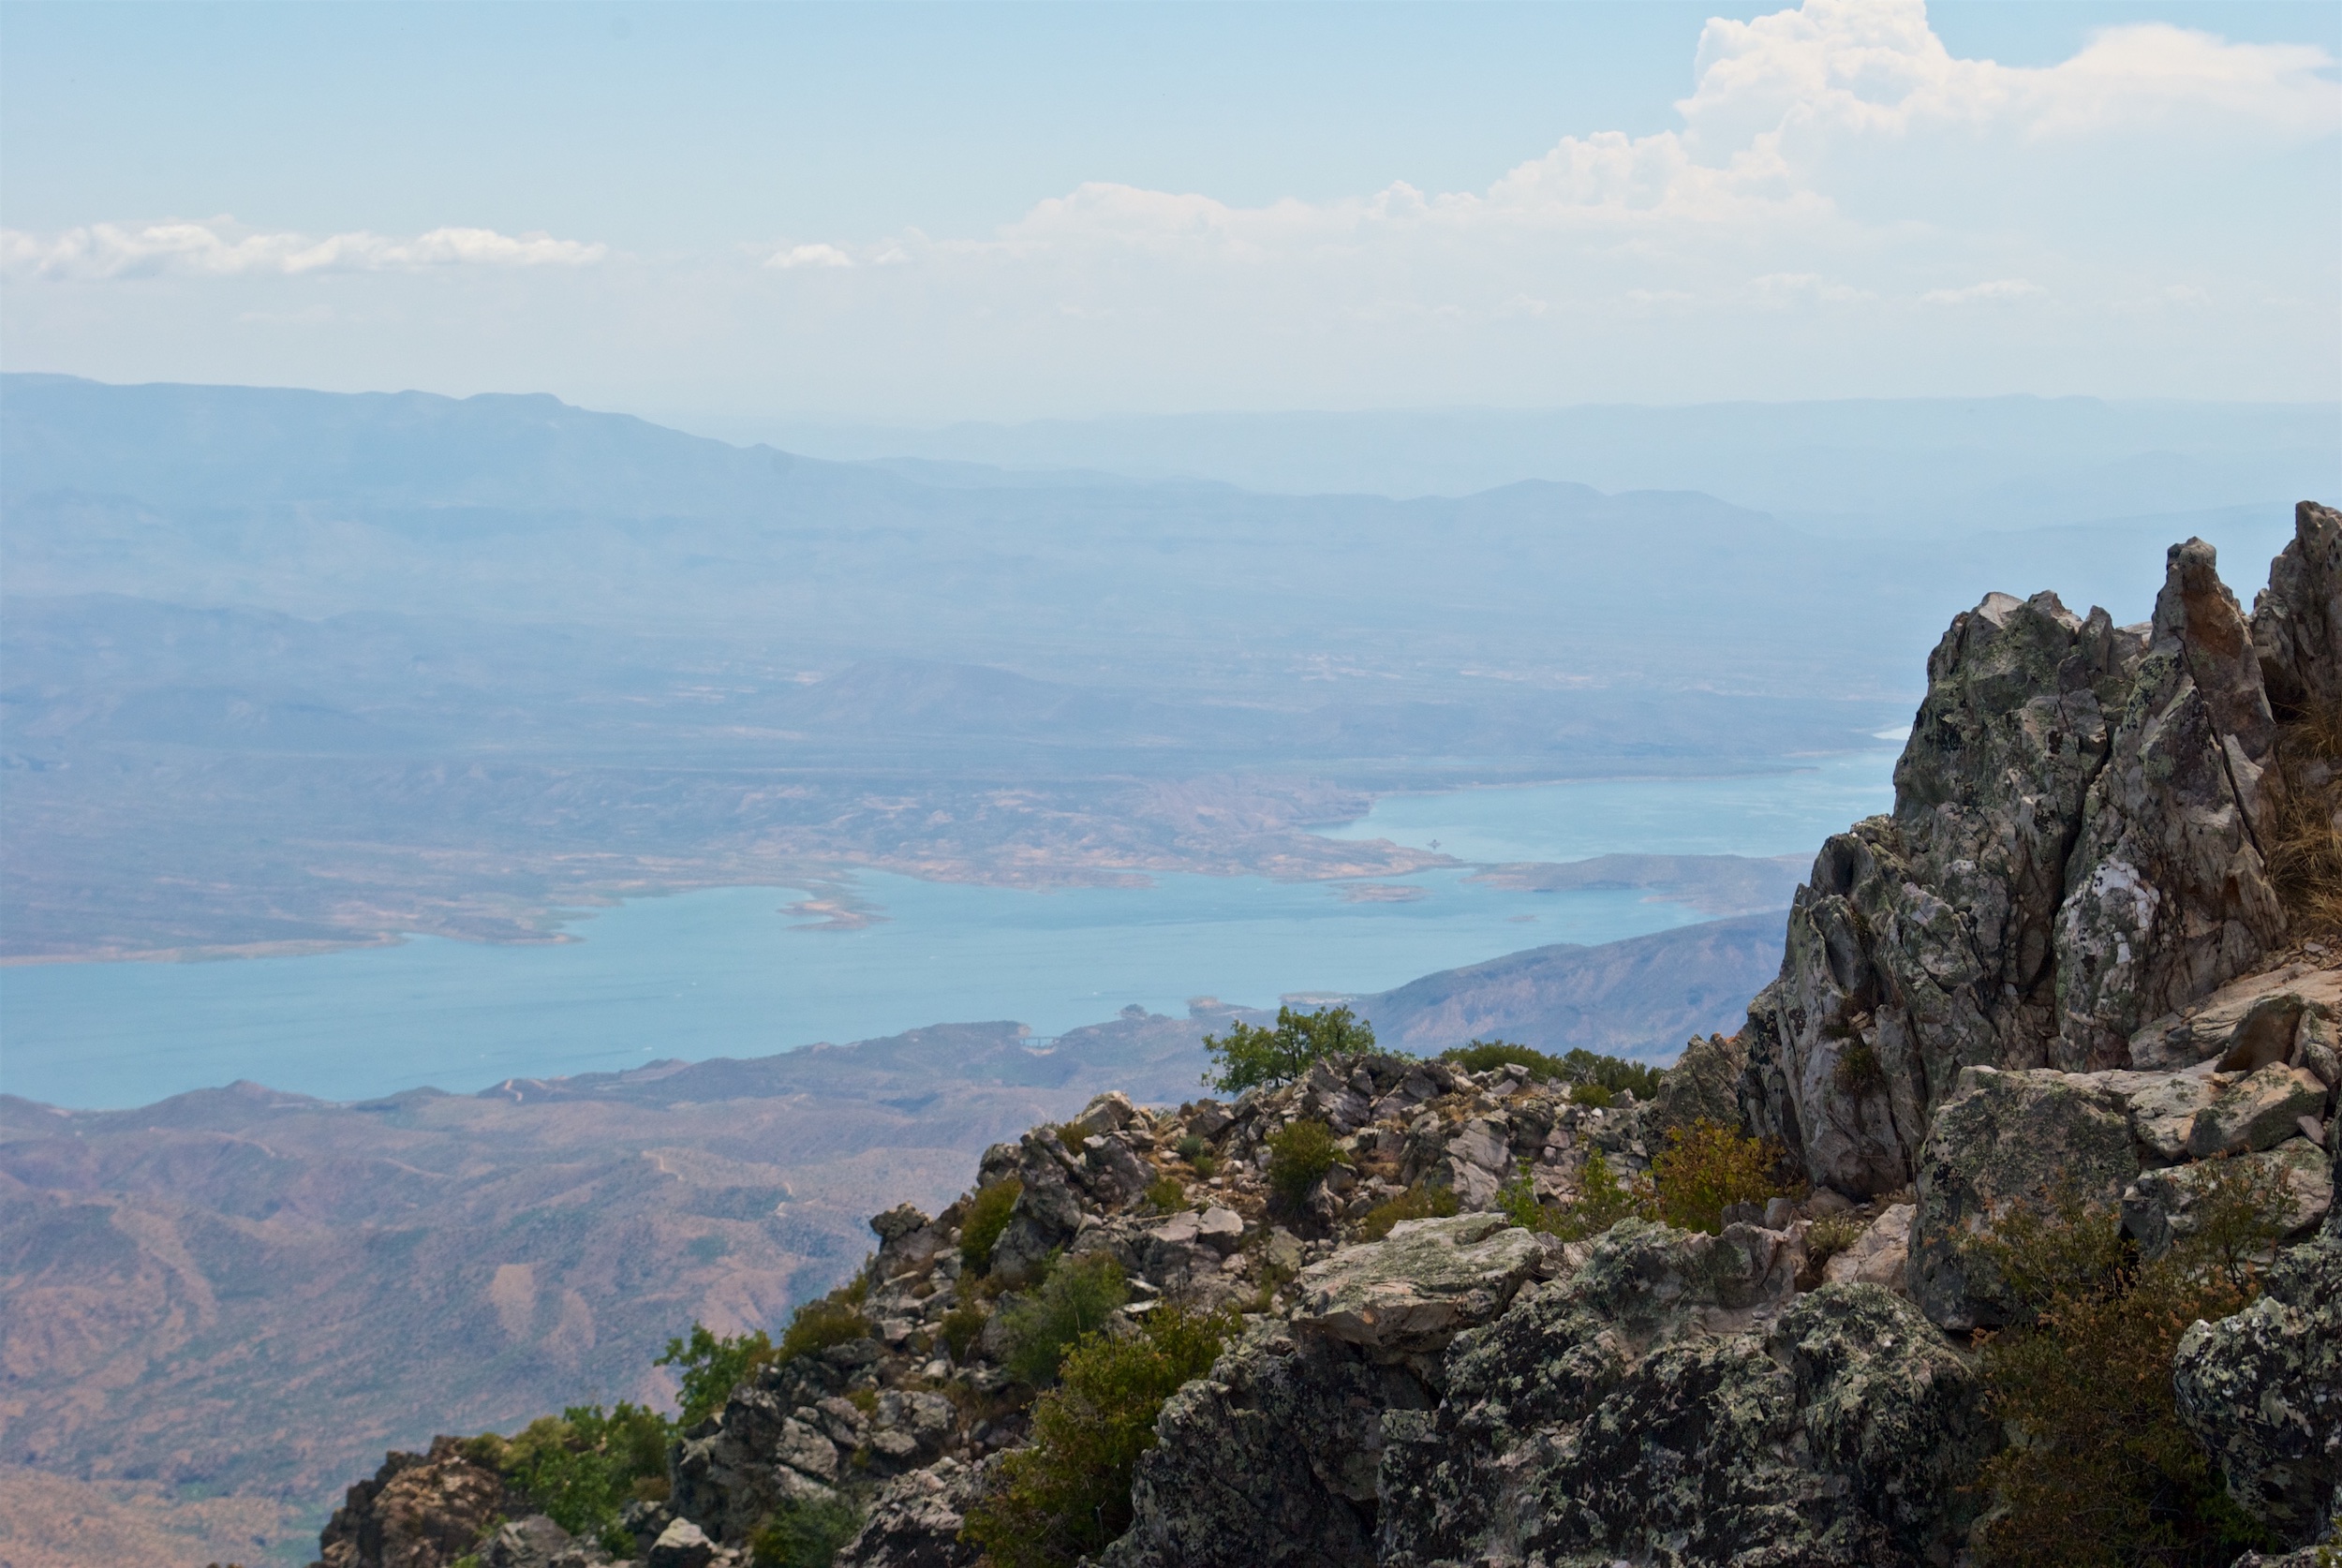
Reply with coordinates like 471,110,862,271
1,4,2337,1567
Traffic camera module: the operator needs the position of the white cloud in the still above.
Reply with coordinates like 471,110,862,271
1919,278,2047,305
0,221,606,280
766,243,856,271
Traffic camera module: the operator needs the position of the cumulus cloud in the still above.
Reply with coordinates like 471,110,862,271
1919,278,2047,305
766,243,856,271
0,221,606,280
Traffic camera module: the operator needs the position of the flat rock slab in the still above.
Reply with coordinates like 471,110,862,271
2129,966,2342,1072
1296,1213,1554,1354
1822,1203,1915,1293
1911,1066,2140,1331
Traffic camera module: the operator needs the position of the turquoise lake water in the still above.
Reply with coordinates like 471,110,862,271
0,752,1897,1109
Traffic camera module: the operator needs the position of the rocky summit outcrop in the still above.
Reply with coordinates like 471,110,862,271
314,510,2342,1568
1738,504,2341,1203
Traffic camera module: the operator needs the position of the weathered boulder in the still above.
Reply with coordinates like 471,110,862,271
1646,1029,1746,1139
2190,1064,2332,1158
313,1435,510,1568
2127,964,2342,1071
482,1515,603,1568
1379,1223,1994,1568
1097,1320,1419,1568
1908,1067,2139,1331
645,1518,717,1568
1821,1202,1915,1293
673,1384,841,1541
1294,1213,1559,1357
1738,588,2136,1197
834,1457,984,1568
2173,1239,2342,1550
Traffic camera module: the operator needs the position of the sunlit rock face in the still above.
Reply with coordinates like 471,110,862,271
1739,504,2339,1201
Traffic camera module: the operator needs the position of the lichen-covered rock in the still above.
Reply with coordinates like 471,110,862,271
2189,1064,2333,1158
1735,514,2341,1201
2172,1239,2342,1549
482,1515,606,1568
313,1435,510,1568
1295,1213,1560,1356
834,1457,983,1568
1737,588,2136,1197
673,1384,842,1542
1378,1222,1993,1568
1648,1029,1746,1140
1908,1067,2139,1331
1097,1320,1421,1568
2056,540,2289,1064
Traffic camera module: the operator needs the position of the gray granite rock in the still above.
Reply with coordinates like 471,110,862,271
1378,1223,1993,1568
1908,1066,2139,1330
2173,1239,2342,1550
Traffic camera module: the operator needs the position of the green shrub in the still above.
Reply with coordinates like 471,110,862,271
500,1402,674,1555
961,1304,1239,1568
658,1323,777,1426
1969,1161,2292,1568
1494,1152,1652,1242
1055,1123,1089,1155
960,1177,1024,1276
1265,1119,1342,1209
940,1300,988,1361
1355,1181,1460,1240
1439,1043,1664,1101
750,1492,865,1568
1831,1037,1887,1097
1648,1118,1789,1235
998,1252,1130,1387
778,1289,872,1364
1441,1039,1567,1080
1557,1148,1652,1239
1143,1175,1188,1211
1173,1132,1210,1163
1803,1213,1866,1272
1202,1005,1375,1095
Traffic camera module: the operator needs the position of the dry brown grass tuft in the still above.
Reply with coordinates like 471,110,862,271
2266,699,2342,936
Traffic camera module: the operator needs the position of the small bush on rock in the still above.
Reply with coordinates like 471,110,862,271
962,1304,1239,1568
1172,1132,1211,1164
498,1402,674,1555
1356,1181,1460,1240
1202,1005,1375,1094
1143,1174,1188,1211
960,1176,1023,1276
940,1300,988,1361
658,1323,777,1426
1803,1213,1866,1271
999,1252,1129,1387
778,1288,872,1365
1647,1118,1790,1235
1265,1119,1343,1209
1439,1041,1664,1101
1970,1161,2291,1568
1831,1037,1888,1096
750,1493,865,1568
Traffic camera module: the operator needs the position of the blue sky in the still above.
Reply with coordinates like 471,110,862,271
3,2,2337,422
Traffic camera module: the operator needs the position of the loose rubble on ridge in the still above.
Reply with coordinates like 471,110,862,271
314,504,2342,1568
